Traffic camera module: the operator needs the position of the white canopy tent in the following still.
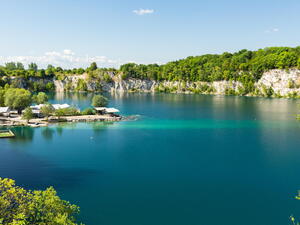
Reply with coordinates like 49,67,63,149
0,107,9,115
94,107,120,114
30,104,71,111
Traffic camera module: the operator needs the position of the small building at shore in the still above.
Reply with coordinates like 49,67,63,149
94,107,120,116
29,104,71,117
0,107,10,116
31,103,71,111
52,104,71,110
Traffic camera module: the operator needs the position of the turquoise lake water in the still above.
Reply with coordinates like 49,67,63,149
1,93,300,225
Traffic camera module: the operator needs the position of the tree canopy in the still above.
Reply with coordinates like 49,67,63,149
92,95,108,107
22,107,34,122
1,47,300,93
0,88,5,106
4,88,32,113
28,62,38,72
89,62,97,71
33,92,48,104
119,47,300,82
40,104,55,120
0,177,82,225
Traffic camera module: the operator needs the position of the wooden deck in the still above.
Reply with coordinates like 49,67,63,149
0,129,15,138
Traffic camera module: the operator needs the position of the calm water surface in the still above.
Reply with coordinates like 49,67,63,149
1,93,300,225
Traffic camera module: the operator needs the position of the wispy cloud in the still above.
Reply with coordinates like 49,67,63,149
133,9,154,15
265,28,279,33
0,50,123,69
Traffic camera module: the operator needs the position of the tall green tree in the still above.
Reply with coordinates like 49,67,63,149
92,94,108,107
28,62,38,71
33,92,48,104
5,62,17,70
0,88,5,106
22,107,34,123
40,104,55,120
89,62,97,71
0,177,82,225
4,88,32,114
37,69,46,77
16,62,24,70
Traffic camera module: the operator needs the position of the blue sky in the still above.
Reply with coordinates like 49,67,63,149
0,0,299,68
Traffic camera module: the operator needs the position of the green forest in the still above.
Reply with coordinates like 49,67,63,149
1,47,300,94
120,46,300,82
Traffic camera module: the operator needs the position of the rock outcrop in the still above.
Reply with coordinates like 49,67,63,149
18,69,300,97
256,69,300,96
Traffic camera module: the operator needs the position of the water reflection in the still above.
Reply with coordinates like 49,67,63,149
7,122,115,143
49,92,96,110
56,126,63,136
41,127,55,141
50,92,94,102
90,122,114,136
9,127,35,144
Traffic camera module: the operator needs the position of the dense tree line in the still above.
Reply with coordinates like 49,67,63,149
120,47,300,82
0,87,49,113
1,47,300,94
0,62,87,92
0,62,86,78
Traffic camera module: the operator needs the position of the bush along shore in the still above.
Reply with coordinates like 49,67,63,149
0,90,121,128
1,47,300,98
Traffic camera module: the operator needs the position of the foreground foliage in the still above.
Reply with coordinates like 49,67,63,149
0,178,82,225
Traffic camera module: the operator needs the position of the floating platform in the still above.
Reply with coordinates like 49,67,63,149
0,129,15,138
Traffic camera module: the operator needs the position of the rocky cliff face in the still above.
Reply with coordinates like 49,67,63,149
256,69,300,96
54,74,86,92
53,69,300,97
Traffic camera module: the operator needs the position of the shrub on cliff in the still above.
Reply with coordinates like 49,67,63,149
89,62,97,71
76,79,87,91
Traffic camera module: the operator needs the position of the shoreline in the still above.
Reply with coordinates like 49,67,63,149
0,114,122,128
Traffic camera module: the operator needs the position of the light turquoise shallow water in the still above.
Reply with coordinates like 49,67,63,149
1,93,300,225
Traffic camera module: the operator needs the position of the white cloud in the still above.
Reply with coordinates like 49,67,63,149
0,50,123,69
63,49,75,55
265,28,279,33
45,51,61,57
133,9,154,15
